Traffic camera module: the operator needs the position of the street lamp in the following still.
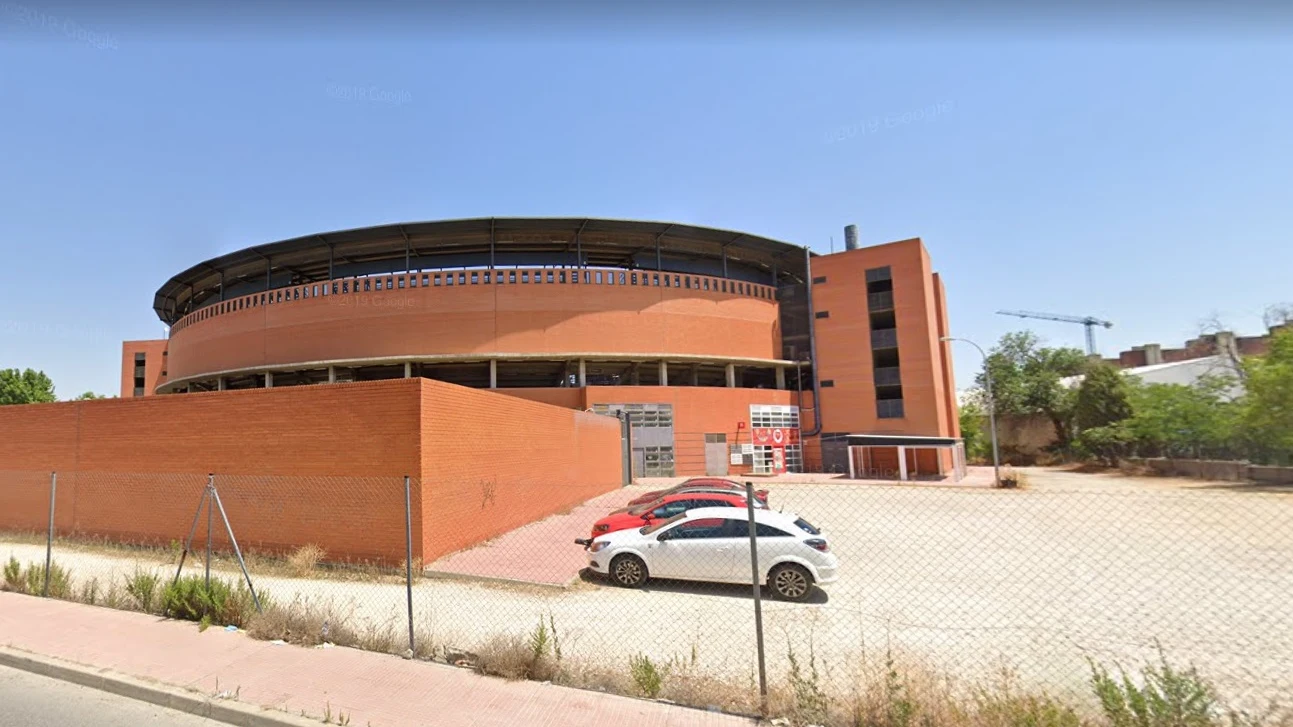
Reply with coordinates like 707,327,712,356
942,337,1001,487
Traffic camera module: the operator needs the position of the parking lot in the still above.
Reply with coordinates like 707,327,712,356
4,468,1290,710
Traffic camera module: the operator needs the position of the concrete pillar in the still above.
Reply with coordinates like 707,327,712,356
489,359,497,389
578,359,587,387
1143,344,1163,366
629,362,640,386
659,361,668,387
265,371,274,388
775,366,786,390
725,363,736,388
404,361,412,378
327,366,336,383
690,365,699,386
897,446,908,481
847,447,856,479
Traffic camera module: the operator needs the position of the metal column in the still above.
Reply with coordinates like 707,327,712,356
577,359,586,387
725,363,736,388
659,361,668,386
43,472,56,597
489,359,497,389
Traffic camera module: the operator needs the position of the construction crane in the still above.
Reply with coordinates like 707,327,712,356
996,310,1114,356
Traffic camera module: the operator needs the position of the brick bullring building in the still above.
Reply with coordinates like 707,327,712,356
123,217,961,479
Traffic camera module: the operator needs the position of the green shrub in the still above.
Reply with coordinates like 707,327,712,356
3,557,24,592
1089,648,1218,727
162,575,261,628
125,568,162,613
43,562,73,599
630,653,667,699
78,577,101,605
786,642,832,725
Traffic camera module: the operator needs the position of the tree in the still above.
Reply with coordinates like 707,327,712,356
1125,377,1236,459
958,396,990,462
1263,302,1293,329
1238,328,1293,464
0,368,56,405
72,391,108,400
978,332,1088,449
1074,363,1134,432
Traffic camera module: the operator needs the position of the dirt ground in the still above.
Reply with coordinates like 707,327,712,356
4,467,1290,711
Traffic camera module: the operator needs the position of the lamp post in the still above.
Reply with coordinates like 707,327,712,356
942,337,1001,487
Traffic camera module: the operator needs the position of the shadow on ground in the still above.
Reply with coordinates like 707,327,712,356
577,568,830,604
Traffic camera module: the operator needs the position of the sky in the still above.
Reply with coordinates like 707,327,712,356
2,2,1292,398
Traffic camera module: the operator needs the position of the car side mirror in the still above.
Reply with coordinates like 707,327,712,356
656,530,671,541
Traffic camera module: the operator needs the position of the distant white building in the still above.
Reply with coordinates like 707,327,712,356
1063,355,1244,399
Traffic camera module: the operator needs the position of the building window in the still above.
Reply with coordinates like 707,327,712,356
471,272,479,284
509,271,517,283
750,404,800,429
820,380,835,387
815,311,830,319
458,273,466,285
877,399,905,419
865,266,892,283
812,275,827,284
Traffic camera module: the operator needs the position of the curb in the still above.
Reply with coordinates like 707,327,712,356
0,646,320,727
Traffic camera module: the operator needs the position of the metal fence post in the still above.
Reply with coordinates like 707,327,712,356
43,472,56,598
403,475,416,656
205,474,213,591
745,481,768,715
209,485,262,614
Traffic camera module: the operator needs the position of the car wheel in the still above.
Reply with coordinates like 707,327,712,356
769,563,813,602
609,554,648,588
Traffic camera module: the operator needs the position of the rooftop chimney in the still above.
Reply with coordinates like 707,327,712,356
844,224,859,251
1143,344,1163,366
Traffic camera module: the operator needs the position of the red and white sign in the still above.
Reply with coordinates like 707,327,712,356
751,427,800,446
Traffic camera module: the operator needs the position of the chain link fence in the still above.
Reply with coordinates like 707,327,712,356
3,467,1292,725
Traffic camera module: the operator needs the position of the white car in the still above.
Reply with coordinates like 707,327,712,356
585,507,838,602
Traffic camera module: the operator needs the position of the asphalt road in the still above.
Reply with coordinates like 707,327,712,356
0,666,221,726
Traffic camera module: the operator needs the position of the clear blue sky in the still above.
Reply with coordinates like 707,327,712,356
3,5,1291,398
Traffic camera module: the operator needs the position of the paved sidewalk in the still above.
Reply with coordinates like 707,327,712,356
0,593,753,727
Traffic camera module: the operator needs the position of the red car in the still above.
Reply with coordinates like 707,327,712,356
582,490,767,542
625,478,769,507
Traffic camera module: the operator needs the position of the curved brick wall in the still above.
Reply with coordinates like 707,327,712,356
166,268,780,384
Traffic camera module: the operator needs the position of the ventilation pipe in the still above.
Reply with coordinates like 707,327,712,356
801,244,823,437
844,224,859,251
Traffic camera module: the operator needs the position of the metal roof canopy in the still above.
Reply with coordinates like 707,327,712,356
844,434,962,447
153,217,812,325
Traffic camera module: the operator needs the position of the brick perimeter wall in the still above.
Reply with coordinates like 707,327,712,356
0,380,423,562
418,382,622,561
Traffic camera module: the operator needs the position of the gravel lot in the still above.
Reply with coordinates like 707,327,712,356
4,468,1290,711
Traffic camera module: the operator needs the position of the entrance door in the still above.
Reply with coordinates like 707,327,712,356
592,403,675,478
704,433,728,476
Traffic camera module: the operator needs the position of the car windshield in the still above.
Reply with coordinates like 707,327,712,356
640,512,687,535
627,500,660,516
